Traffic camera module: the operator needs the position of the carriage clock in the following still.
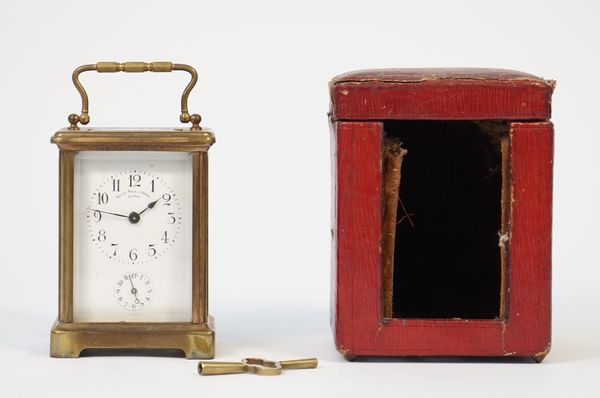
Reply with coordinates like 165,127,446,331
50,62,215,358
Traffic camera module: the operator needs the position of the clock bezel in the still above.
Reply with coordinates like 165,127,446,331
50,127,215,358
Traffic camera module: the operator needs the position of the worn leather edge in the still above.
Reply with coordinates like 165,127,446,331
330,68,555,89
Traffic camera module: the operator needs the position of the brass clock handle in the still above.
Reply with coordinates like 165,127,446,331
68,62,202,131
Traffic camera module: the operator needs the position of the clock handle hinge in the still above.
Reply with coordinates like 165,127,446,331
67,62,202,131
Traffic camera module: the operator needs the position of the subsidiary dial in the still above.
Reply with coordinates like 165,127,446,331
86,170,183,264
114,272,154,311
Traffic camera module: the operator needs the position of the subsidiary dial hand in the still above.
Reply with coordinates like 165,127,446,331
128,277,141,304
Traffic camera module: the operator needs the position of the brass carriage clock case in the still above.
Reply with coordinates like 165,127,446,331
50,62,215,358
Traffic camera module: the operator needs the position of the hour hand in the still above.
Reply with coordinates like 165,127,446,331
127,198,160,225
87,208,129,219
138,198,161,216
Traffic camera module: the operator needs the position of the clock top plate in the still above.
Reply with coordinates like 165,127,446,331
51,127,215,151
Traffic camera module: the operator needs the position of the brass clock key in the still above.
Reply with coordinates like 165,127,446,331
198,358,319,376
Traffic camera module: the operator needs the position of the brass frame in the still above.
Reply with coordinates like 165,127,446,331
50,127,215,359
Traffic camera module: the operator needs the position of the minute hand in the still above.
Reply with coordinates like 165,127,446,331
88,208,129,218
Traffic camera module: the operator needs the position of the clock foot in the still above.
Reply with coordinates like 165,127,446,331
50,319,215,359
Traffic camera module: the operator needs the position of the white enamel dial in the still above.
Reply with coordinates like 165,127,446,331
73,151,193,323
114,272,154,311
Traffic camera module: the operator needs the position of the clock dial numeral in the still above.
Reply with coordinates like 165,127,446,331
129,248,138,262
167,212,176,224
110,243,118,257
162,193,171,205
148,244,157,257
151,179,156,193
162,231,169,244
98,229,107,242
129,173,141,188
93,210,102,222
112,178,120,192
97,192,109,205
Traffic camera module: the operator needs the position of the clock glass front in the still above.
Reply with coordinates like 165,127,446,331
73,151,193,322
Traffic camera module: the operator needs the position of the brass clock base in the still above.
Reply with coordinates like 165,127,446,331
50,318,215,359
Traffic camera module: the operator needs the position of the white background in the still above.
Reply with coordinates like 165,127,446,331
0,0,598,396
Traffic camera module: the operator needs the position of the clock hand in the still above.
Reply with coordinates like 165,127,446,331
126,198,160,225
87,208,129,219
129,277,140,303
138,198,161,217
